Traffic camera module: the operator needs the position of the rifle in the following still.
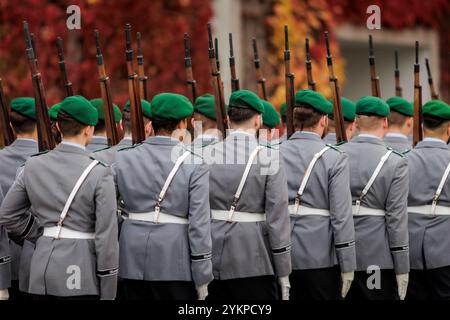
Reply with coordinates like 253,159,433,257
425,58,439,100
305,37,316,91
413,41,423,146
229,33,240,92
124,24,145,144
252,38,267,100
136,32,149,101
284,25,295,137
23,21,55,152
94,30,119,146
207,23,228,138
368,35,381,97
0,77,14,146
394,50,402,97
183,32,197,103
56,37,74,97
325,31,347,143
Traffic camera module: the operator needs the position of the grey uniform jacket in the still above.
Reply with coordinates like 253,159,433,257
92,137,133,165
0,187,8,289
280,132,356,272
323,133,337,145
86,136,109,153
0,143,119,299
340,135,409,274
406,139,450,270
383,133,411,154
114,136,213,286
0,139,38,286
203,131,292,280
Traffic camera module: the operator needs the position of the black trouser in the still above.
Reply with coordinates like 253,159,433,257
123,279,196,300
346,269,398,300
9,280,31,301
207,275,278,300
289,266,341,300
31,294,99,300
406,266,450,300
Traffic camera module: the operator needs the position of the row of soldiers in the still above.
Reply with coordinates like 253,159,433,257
0,84,449,300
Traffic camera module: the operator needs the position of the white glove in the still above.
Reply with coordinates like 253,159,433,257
341,272,354,298
396,273,409,300
278,276,290,300
196,283,209,300
0,289,9,300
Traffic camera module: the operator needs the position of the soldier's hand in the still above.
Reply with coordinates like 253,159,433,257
396,273,409,300
278,276,290,300
340,271,354,298
196,282,210,300
0,289,9,300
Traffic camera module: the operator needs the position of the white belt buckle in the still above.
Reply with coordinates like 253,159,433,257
154,205,161,224
354,200,361,215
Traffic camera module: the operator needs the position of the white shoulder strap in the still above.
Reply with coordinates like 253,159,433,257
228,146,264,221
354,150,393,213
293,146,331,214
55,160,99,239
154,151,191,223
431,162,450,214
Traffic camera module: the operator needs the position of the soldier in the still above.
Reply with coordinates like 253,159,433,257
323,97,357,145
260,99,281,146
190,94,221,150
49,102,62,144
114,93,213,300
280,90,355,300
384,97,413,153
92,99,153,165
406,100,450,300
0,95,119,300
0,186,7,300
340,96,409,300
86,98,123,153
0,97,38,300
204,90,291,300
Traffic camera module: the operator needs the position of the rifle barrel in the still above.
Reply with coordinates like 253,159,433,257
425,58,439,100
284,25,294,137
368,35,381,97
252,38,267,100
136,31,149,101
229,33,239,92
0,77,14,146
56,37,74,97
413,41,423,146
305,37,316,91
394,50,402,97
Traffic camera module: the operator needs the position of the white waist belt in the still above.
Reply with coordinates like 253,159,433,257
128,212,189,224
352,205,385,216
288,205,330,217
211,210,266,222
43,227,95,240
408,205,450,216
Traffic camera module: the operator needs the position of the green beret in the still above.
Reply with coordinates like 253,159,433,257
123,99,153,119
194,94,217,121
59,95,98,126
228,90,264,114
10,97,36,120
90,98,122,122
295,90,332,114
261,100,280,128
48,102,61,121
422,100,450,120
328,97,356,122
151,93,193,120
386,97,413,117
355,96,390,117
280,102,287,122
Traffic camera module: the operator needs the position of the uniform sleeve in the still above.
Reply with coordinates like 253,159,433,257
0,186,11,290
94,167,119,300
0,167,41,244
385,157,410,275
188,163,214,286
265,153,292,277
328,153,356,273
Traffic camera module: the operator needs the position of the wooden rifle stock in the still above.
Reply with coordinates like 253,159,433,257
0,77,14,146
252,38,267,100
207,23,228,138
394,50,402,97
284,26,295,138
183,33,197,103
369,35,381,97
94,30,119,146
56,37,74,97
325,31,347,143
229,33,240,92
23,21,55,152
305,37,316,91
413,41,423,146
425,58,439,100
136,32,149,101
124,24,145,144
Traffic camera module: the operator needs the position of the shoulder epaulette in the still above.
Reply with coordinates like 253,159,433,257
401,148,412,155
334,141,347,147
89,156,107,166
30,150,50,158
182,145,203,159
326,143,343,153
386,146,404,157
93,146,111,153
118,143,142,152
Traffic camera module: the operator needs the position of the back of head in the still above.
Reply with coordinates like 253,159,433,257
227,90,264,127
9,97,37,135
150,93,193,135
57,95,98,138
355,96,390,133
293,90,331,132
422,100,450,138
